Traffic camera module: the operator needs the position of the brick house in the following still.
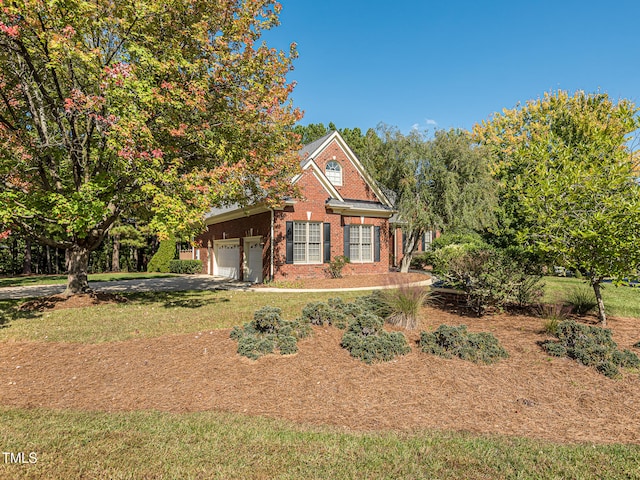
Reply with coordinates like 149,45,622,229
181,131,395,282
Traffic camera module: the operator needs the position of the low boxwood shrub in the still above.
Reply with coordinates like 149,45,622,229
419,324,508,364
541,320,640,378
230,306,311,360
168,259,203,274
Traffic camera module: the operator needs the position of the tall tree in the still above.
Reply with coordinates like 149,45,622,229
0,0,301,294
367,125,496,272
475,90,640,325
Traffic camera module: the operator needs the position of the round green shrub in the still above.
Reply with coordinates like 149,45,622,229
253,306,283,333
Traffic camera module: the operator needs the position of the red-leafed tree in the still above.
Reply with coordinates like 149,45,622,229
0,0,301,294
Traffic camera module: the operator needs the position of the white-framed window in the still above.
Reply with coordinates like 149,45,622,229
293,222,322,264
325,161,342,186
349,225,373,262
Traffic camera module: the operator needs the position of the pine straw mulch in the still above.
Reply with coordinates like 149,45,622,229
2,306,640,445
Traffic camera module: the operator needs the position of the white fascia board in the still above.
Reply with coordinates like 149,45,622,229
296,160,344,201
204,204,271,225
331,133,394,208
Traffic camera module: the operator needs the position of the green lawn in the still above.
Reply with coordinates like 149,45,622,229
0,290,368,343
1,408,638,480
1,287,640,477
542,276,640,319
0,272,177,288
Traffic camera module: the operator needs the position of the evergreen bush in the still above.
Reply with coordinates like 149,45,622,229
147,239,177,273
340,311,411,364
541,320,640,378
419,324,509,364
230,306,311,360
168,260,203,274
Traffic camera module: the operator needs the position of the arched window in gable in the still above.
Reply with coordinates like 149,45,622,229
325,161,342,186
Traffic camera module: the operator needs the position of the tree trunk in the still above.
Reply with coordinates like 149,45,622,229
112,234,120,272
64,246,91,295
592,281,607,326
399,230,421,273
22,238,32,274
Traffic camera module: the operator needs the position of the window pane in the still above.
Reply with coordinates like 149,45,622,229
293,223,306,242
308,243,321,262
293,244,306,263
308,223,321,243
350,243,360,261
350,225,360,244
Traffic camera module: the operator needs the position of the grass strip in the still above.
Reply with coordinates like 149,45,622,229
1,408,638,480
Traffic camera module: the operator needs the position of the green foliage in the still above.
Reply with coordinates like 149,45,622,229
168,260,203,274
336,303,411,364
147,239,177,273
433,246,544,315
565,287,598,316
325,255,350,279
363,126,497,271
0,0,302,292
300,300,348,329
419,324,509,364
541,320,640,378
475,90,640,324
383,285,431,330
229,306,311,360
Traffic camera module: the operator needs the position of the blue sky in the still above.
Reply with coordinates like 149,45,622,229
264,0,640,134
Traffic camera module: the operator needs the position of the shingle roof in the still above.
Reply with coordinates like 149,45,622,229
298,131,334,165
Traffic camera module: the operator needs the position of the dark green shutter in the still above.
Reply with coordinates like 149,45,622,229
343,224,350,259
323,223,331,263
374,226,381,262
285,221,293,264
421,233,425,251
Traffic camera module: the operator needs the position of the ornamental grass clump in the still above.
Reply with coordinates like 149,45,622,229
383,285,431,330
541,320,640,378
565,286,598,316
340,312,411,364
419,324,508,364
230,306,311,360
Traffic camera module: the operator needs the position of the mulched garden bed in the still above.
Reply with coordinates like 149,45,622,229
254,272,430,289
1,306,639,445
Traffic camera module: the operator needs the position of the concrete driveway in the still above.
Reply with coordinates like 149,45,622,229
0,275,250,300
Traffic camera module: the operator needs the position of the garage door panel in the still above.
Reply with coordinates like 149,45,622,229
215,243,240,279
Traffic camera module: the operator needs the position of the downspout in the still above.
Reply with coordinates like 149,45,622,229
269,208,275,281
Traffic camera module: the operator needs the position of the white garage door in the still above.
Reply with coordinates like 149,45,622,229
244,238,263,284
214,242,240,279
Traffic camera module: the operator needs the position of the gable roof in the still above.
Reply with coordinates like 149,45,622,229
297,131,393,208
205,131,393,223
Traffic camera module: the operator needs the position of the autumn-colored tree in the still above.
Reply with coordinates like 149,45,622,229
0,0,301,294
475,90,640,325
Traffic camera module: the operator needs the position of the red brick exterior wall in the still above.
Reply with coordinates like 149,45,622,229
313,141,378,201
197,137,392,282
195,212,271,281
